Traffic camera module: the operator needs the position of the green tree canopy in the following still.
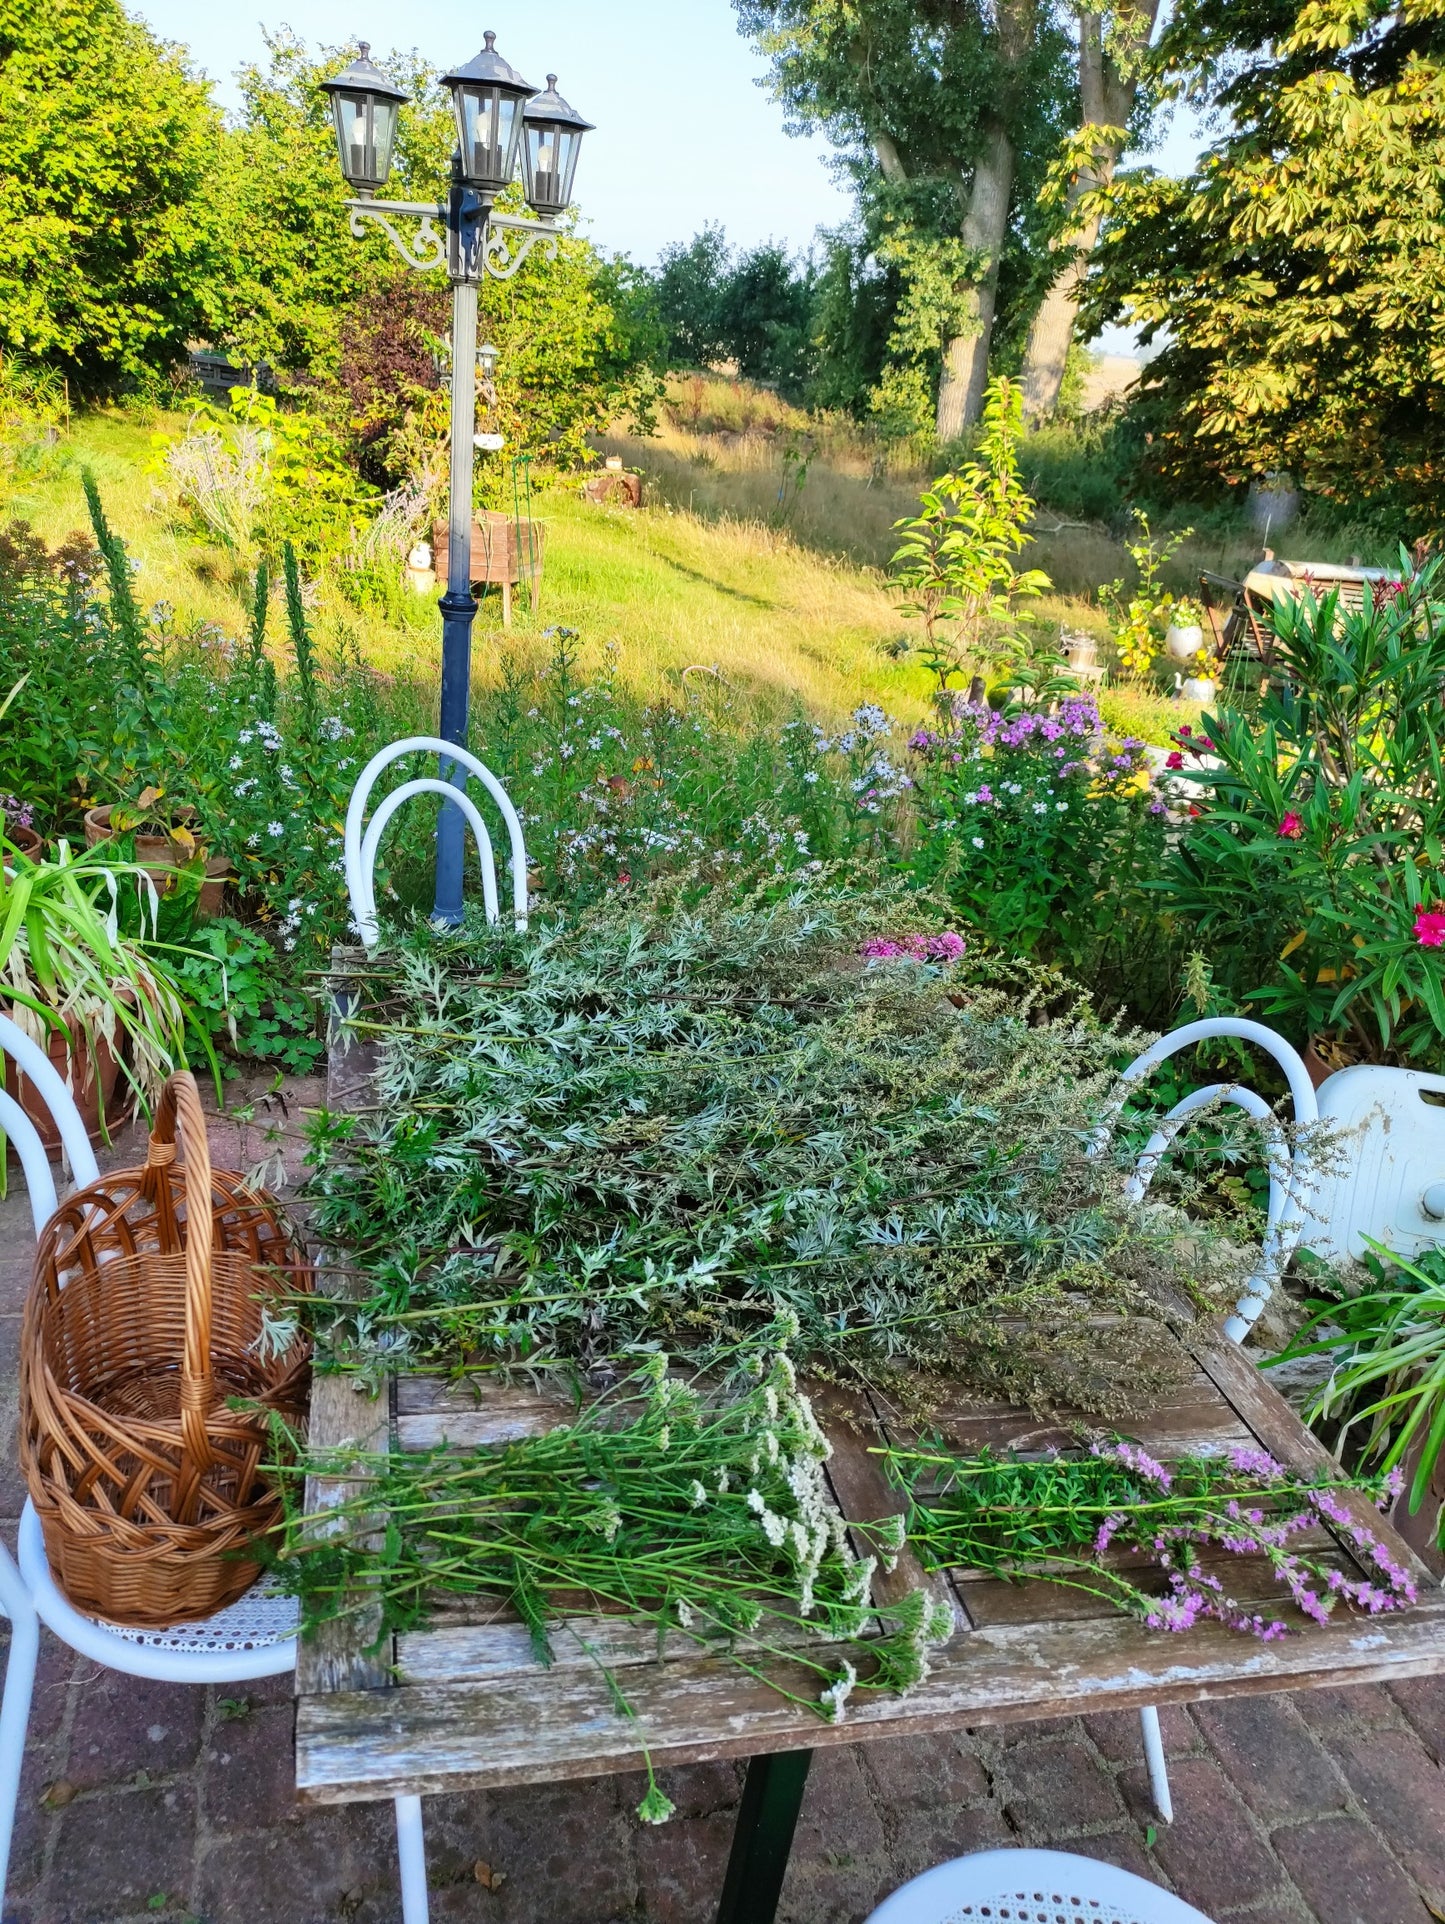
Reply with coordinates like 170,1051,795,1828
1080,0,1445,522
736,0,1073,438
652,225,817,393
0,0,226,390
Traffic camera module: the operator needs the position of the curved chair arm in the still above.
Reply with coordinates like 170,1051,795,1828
1092,1019,1320,1344
1093,1018,1320,1148
0,1542,39,1902
0,1013,100,1204
1127,1083,1307,1341
356,781,501,943
344,737,528,948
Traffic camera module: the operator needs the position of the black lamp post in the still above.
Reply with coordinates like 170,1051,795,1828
321,32,589,924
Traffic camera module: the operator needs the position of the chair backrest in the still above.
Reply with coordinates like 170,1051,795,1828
1091,1018,1320,1343
864,1848,1216,1924
0,1013,99,1236
343,737,529,950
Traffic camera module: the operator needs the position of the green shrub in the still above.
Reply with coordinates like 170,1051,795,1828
1163,556,1445,1066
174,917,323,1075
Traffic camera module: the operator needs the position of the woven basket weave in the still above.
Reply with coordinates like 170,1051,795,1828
19,1072,312,1625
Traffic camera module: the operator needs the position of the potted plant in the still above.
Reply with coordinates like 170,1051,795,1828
1,795,40,860
84,784,231,923
1165,596,1207,663
0,840,196,1148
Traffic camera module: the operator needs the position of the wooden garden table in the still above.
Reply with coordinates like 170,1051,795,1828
295,1021,1445,1924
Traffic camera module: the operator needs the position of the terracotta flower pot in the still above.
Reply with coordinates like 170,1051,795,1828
83,805,231,920
4,825,41,859
1,1014,134,1153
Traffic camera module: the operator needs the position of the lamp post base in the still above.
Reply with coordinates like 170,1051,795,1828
433,587,479,925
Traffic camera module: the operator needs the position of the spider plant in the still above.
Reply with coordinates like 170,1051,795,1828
0,838,209,1127
1270,1236,1445,1520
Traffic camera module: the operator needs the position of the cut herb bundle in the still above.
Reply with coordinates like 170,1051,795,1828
886,1439,1416,1639
303,873,1211,1413
274,1349,953,1823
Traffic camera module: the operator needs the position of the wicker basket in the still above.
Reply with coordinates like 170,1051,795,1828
19,1072,312,1625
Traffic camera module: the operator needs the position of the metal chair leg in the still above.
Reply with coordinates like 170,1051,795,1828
1139,1706,1173,1823
394,1792,430,1924
0,1545,40,1901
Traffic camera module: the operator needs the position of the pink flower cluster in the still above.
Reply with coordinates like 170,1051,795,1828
1085,1440,1416,1643
861,932,966,964
1415,909,1445,949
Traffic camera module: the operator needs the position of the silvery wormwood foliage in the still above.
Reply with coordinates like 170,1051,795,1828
301,872,1197,1414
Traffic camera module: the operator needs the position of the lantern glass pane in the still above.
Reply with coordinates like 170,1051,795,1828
523,120,582,214
455,84,523,190
332,92,368,185
371,97,399,182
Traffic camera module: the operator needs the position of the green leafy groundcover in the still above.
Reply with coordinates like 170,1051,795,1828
300,871,1211,1410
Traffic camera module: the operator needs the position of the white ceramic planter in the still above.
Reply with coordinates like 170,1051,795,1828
1165,623,1205,663
1180,675,1216,703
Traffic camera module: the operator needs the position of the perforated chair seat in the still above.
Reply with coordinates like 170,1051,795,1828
864,1850,1216,1924
19,1497,297,1683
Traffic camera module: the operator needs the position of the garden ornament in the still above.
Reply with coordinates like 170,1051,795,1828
0,1012,434,1921
344,736,529,948
863,1846,1217,1923
405,542,436,592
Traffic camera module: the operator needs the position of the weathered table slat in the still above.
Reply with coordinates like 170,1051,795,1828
298,1584,1445,1804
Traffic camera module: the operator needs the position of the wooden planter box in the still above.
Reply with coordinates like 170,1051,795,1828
432,513,545,627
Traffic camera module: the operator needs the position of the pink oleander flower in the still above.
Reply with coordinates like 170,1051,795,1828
1164,751,1185,771
1278,812,1304,840
1414,909,1445,949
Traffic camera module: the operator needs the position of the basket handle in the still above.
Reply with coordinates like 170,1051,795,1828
147,1072,218,1502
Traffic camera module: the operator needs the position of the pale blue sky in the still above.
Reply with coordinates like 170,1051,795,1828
130,0,1203,349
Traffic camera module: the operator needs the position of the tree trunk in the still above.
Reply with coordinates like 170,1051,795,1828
936,120,1016,441
1019,201,1105,420
1020,0,1160,420
935,0,1040,440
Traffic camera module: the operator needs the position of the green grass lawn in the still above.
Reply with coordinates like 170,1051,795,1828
6,406,1193,741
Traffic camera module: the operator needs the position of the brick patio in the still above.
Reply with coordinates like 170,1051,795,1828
4,1080,1445,1924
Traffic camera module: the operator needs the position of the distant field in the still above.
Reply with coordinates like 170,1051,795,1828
6,401,1194,742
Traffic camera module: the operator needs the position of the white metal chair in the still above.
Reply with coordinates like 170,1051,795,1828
1091,1017,1325,1824
0,1013,432,1921
344,737,529,949
864,1847,1216,1923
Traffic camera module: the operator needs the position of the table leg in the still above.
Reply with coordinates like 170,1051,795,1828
715,1748,813,1924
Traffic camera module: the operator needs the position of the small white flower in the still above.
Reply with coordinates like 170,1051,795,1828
267,820,284,837
819,1663,857,1724
971,835,985,848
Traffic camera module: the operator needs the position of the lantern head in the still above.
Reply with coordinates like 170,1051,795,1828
321,44,409,195
520,75,593,217
441,31,536,194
